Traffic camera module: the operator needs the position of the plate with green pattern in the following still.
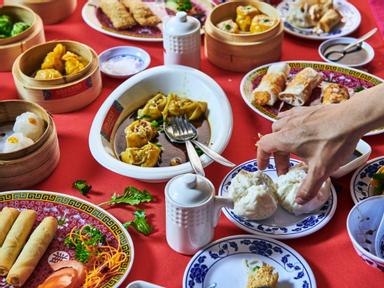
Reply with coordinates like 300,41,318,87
0,190,134,288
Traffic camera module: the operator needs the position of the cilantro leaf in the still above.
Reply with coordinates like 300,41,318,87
99,186,154,207
123,210,153,236
72,179,92,196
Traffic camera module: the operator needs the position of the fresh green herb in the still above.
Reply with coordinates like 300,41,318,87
354,86,365,93
252,265,260,272
98,186,154,207
151,120,160,127
123,210,153,236
155,143,162,148
263,19,270,23
194,146,204,156
72,179,92,196
372,173,384,181
225,24,231,30
176,0,192,11
136,114,151,120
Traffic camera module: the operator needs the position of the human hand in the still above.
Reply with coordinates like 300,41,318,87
256,104,362,204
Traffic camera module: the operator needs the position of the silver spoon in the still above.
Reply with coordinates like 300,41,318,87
324,28,378,62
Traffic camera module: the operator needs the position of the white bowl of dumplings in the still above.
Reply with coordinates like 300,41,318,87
89,65,233,182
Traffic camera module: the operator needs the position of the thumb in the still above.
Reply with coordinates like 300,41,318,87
295,167,325,205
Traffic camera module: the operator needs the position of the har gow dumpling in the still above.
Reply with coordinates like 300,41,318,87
3,133,34,153
276,164,331,216
13,112,45,141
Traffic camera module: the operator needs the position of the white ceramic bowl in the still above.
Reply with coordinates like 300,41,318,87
347,195,384,272
319,37,375,67
89,65,233,182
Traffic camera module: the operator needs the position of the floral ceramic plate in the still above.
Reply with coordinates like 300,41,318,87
219,158,337,239
350,156,384,204
0,190,134,288
277,0,361,40
183,235,317,288
82,0,213,42
240,61,384,136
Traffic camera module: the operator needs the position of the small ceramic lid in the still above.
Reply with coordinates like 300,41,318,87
164,12,200,36
167,173,212,206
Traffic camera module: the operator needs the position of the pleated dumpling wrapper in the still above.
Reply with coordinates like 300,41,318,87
276,164,331,215
137,93,167,121
0,208,20,247
13,112,45,141
7,216,58,287
124,119,158,148
162,93,207,121
2,133,34,153
228,170,278,220
121,142,161,167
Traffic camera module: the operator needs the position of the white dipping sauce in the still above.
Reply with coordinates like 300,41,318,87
101,55,144,75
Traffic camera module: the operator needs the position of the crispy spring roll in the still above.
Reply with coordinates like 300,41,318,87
279,67,322,106
7,217,58,287
317,8,342,33
100,0,137,29
0,209,37,276
0,208,20,247
321,83,350,104
252,63,290,106
121,0,161,27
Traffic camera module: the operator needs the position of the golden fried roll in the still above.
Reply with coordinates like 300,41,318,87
279,67,322,106
125,119,157,148
317,8,342,33
0,209,37,276
121,142,161,167
100,0,137,29
252,63,290,106
0,208,20,247
121,0,161,27
321,83,350,104
7,217,58,287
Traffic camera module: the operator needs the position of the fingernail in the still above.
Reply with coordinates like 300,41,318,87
257,133,263,139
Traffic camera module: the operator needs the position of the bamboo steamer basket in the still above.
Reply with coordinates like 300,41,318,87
4,0,77,24
204,0,283,72
0,5,45,72
0,100,60,191
12,41,102,114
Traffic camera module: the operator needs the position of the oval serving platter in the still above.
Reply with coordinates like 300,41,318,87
82,0,213,42
183,235,317,288
277,0,361,40
219,158,337,239
240,61,384,136
0,190,134,288
350,156,384,204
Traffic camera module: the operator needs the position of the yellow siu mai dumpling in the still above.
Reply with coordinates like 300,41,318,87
124,119,157,148
41,44,66,73
250,15,276,33
162,94,208,121
62,51,86,76
120,143,161,167
34,69,63,80
236,5,260,32
137,93,167,121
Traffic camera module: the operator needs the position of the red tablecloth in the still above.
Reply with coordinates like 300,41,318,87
1,0,384,287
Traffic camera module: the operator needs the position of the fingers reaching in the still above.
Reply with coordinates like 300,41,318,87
256,133,287,170
295,167,325,204
274,151,290,175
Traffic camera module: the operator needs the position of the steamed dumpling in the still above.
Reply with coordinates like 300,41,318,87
162,93,207,121
120,142,161,167
13,112,45,141
3,133,34,153
276,164,331,215
137,92,167,121
228,170,278,220
124,119,157,148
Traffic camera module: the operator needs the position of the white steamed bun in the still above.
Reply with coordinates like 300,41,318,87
3,133,34,153
276,164,331,216
13,112,44,141
228,170,278,220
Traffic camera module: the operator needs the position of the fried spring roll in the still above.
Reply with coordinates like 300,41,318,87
279,67,322,106
7,217,58,287
0,209,37,276
321,83,350,104
100,0,137,29
317,8,342,33
0,208,20,247
252,63,290,106
121,0,161,27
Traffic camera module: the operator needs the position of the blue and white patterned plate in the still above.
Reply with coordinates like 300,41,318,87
277,0,361,40
183,235,317,288
219,158,337,239
350,156,384,204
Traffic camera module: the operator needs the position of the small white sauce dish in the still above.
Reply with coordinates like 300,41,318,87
127,280,164,288
319,37,375,67
347,195,384,272
99,46,151,79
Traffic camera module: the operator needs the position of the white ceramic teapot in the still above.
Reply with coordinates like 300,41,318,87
165,173,233,255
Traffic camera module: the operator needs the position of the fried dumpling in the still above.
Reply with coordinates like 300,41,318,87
137,92,167,121
34,69,63,80
41,44,66,73
162,94,207,121
62,51,86,76
125,119,157,148
120,143,161,167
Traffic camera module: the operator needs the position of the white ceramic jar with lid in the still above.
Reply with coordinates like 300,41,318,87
165,173,233,255
163,11,201,69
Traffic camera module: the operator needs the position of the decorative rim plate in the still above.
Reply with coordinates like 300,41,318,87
0,190,134,288
350,156,384,204
240,61,384,137
277,0,361,40
183,235,317,288
81,0,213,42
219,158,337,239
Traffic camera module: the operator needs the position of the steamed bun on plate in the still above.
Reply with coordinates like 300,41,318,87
228,170,278,220
13,112,44,141
276,164,331,216
3,133,34,153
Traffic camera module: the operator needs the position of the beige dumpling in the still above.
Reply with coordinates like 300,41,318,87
120,142,161,167
217,19,239,33
124,119,157,148
34,69,63,80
